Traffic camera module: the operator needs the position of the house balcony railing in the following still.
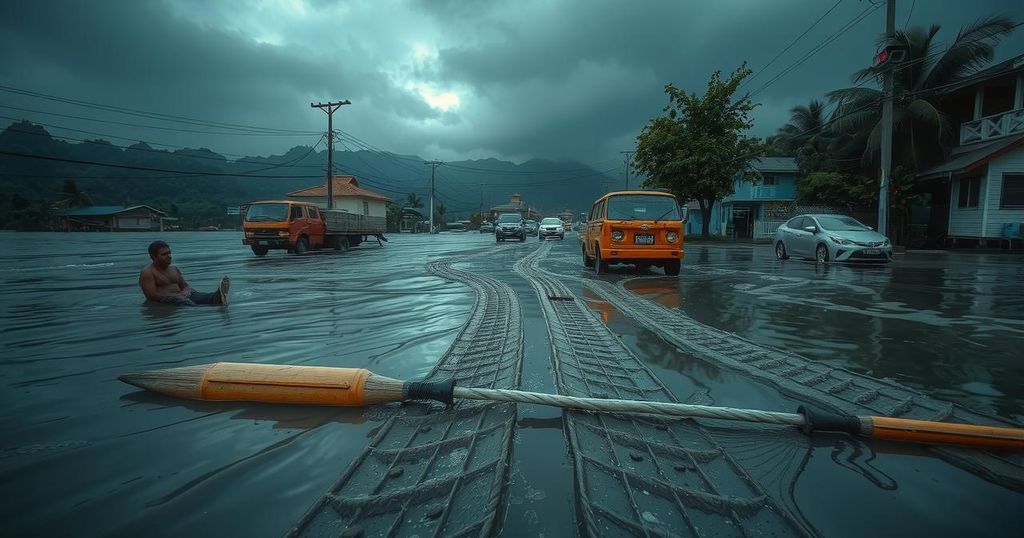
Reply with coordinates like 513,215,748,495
960,107,1024,145
751,185,778,199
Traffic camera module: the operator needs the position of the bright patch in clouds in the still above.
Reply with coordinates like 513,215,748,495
403,81,461,111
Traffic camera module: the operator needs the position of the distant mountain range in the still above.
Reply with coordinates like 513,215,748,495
0,120,619,223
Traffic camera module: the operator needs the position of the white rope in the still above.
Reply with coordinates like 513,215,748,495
453,387,806,426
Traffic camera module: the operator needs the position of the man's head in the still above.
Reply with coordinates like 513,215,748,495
148,240,171,267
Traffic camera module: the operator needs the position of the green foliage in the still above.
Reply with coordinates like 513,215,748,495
634,65,765,237
796,172,872,208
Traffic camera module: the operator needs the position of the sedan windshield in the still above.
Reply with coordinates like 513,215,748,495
498,214,521,223
816,216,870,232
606,195,680,221
244,203,289,222
540,218,562,225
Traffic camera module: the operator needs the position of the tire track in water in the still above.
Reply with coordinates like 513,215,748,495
580,274,1024,492
516,243,813,537
290,253,524,538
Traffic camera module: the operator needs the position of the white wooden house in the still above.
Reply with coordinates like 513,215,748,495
287,175,391,217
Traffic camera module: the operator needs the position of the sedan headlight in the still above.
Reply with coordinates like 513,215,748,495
883,238,891,246
611,230,624,241
666,231,678,243
829,236,852,245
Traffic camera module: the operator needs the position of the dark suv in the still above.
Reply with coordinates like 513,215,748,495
495,213,526,242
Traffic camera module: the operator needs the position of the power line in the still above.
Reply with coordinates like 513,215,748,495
739,0,844,91
0,149,326,178
748,2,881,98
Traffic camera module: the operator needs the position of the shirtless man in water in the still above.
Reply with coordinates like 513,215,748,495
139,240,229,306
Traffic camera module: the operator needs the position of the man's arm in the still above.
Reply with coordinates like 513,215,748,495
140,269,176,301
173,266,192,295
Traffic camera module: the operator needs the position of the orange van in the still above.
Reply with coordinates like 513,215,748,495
580,190,684,275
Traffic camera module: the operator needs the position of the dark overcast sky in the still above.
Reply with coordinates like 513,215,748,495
1,0,1021,169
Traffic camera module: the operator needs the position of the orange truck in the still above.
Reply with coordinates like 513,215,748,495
580,190,685,275
241,200,386,256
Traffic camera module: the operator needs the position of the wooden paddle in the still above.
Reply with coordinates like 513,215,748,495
118,362,1024,449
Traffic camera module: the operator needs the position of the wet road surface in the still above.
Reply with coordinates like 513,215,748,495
1,231,1021,536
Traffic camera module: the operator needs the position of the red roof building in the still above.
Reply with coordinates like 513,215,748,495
287,175,391,217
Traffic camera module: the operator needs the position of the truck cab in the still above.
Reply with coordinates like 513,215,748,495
242,200,326,256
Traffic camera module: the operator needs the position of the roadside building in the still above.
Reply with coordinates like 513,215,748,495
918,54,1024,245
287,175,391,219
488,193,541,221
399,208,426,233
55,205,168,232
686,157,801,238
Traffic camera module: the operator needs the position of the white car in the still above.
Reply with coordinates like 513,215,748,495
774,214,892,263
538,217,565,240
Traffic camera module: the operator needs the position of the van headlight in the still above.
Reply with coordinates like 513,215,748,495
611,230,624,241
244,232,254,238
278,231,290,237
666,231,678,243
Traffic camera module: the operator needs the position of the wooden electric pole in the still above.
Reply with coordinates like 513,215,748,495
311,100,351,209
878,0,895,238
425,160,443,232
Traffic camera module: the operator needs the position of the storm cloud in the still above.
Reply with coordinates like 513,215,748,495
0,0,1020,167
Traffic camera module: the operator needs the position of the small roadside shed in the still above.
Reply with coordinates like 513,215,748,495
55,205,168,232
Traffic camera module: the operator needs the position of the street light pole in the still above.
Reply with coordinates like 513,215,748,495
878,0,896,237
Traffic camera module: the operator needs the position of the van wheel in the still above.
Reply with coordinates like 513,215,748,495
594,246,604,274
582,245,594,267
251,245,268,257
664,260,681,276
637,263,651,273
294,236,308,255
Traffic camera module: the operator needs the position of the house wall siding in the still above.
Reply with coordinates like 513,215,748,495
948,176,985,237
983,147,1024,237
295,196,387,217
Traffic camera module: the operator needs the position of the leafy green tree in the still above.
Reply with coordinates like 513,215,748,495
796,172,872,209
634,66,764,238
434,202,447,226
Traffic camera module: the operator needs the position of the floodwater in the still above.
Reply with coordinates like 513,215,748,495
1,232,1022,537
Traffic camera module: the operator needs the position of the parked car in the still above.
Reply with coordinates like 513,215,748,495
479,221,495,233
773,214,892,263
495,213,526,242
524,219,538,235
538,217,565,240
581,190,684,275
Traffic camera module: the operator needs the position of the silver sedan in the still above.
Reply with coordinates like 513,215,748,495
773,214,892,263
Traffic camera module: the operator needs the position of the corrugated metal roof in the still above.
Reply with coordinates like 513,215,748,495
751,157,799,173
288,175,392,202
55,205,167,217
918,134,1024,179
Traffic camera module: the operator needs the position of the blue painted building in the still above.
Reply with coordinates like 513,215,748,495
685,157,801,238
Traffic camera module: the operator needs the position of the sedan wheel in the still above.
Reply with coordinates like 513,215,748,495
775,241,788,260
816,244,829,264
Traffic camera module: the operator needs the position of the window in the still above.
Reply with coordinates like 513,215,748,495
1000,174,1024,208
290,205,304,220
786,216,805,229
307,207,319,219
363,201,369,215
958,176,981,208
605,194,680,221
762,174,779,186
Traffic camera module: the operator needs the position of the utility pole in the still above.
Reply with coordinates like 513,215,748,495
621,150,635,190
878,0,895,238
425,160,443,233
310,100,351,209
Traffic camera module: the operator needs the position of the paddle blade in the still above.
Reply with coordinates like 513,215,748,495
868,416,1024,449
119,362,406,407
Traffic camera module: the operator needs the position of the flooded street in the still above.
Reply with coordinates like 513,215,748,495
1,231,1022,537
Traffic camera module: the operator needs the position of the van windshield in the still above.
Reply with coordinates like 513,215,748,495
606,195,680,221
498,214,521,223
244,203,289,222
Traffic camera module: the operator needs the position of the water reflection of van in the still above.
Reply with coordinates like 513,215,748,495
581,190,685,275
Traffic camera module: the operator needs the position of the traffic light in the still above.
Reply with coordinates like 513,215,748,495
873,41,908,66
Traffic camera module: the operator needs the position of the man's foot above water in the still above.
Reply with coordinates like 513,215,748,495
219,276,230,306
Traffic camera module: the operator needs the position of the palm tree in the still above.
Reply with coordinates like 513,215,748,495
404,193,423,209
775,99,829,153
57,180,92,209
828,16,1017,170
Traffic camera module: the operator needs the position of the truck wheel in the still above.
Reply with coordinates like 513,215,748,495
251,245,268,257
349,235,362,247
294,236,308,255
339,237,350,252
